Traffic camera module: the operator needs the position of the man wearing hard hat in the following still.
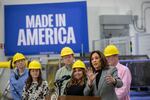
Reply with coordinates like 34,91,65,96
9,53,28,100
55,47,75,95
104,44,132,100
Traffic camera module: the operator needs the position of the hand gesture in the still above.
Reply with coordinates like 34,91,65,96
105,74,116,85
86,67,98,87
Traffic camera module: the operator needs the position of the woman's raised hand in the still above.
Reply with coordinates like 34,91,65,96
86,67,98,87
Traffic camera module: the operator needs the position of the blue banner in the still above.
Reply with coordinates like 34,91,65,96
4,1,89,56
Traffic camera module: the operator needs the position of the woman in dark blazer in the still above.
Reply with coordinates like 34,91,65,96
84,50,123,100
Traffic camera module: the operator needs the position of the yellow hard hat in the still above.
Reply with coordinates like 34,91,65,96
0,61,11,68
60,47,74,57
28,60,41,69
104,44,119,57
13,53,26,64
72,60,86,69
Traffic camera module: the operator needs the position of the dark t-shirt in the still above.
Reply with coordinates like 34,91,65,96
64,84,85,96
96,69,102,89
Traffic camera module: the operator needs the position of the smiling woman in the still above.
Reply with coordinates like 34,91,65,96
64,60,87,96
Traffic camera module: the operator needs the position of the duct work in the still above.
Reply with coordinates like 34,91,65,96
133,1,150,32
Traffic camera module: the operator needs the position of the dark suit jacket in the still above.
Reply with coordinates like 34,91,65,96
84,67,123,100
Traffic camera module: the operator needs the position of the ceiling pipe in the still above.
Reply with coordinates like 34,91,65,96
141,1,150,29
133,1,150,32
143,7,150,32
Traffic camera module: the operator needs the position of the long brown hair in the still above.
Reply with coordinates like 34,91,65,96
67,68,86,87
89,50,109,72
25,69,43,91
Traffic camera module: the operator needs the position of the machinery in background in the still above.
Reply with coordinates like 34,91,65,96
92,15,133,56
45,55,150,93
93,14,150,58
119,55,150,91
0,54,150,100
